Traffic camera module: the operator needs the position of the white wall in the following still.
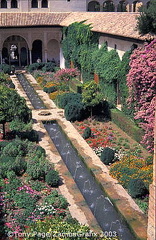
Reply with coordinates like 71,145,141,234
99,35,143,59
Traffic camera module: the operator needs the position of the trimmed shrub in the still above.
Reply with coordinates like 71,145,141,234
2,139,28,157
57,92,82,109
100,147,115,165
45,170,59,187
12,157,27,176
42,62,56,72
43,86,57,93
6,170,16,180
82,127,92,139
128,179,148,198
0,64,11,74
17,130,39,142
36,145,46,156
64,103,84,122
27,63,45,72
0,141,9,151
27,160,50,180
44,190,69,209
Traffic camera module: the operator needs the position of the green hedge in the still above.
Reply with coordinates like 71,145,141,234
110,108,144,143
69,78,82,94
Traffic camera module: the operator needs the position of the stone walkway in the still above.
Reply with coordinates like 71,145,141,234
10,72,148,239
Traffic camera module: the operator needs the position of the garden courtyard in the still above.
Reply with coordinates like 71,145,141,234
0,19,155,240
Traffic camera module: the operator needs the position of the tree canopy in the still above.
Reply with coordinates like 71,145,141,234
0,85,31,138
137,0,156,35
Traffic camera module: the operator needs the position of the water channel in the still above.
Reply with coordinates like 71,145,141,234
16,73,136,240
16,73,46,109
43,121,135,240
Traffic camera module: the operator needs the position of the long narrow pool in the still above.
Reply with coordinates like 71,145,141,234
16,73,46,109
43,121,136,240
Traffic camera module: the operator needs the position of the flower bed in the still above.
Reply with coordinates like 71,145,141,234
73,117,153,214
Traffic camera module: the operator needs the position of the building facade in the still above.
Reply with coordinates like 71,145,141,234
0,0,151,12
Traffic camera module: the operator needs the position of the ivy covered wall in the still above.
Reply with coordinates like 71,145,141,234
61,21,132,108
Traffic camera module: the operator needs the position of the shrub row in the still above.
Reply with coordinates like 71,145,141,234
110,108,144,143
0,139,60,187
27,62,56,73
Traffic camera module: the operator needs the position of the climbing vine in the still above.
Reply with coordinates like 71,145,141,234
92,44,121,104
62,21,99,82
117,50,132,115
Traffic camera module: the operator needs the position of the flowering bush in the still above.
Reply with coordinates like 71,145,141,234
44,81,58,88
33,204,56,218
49,91,64,100
127,39,156,152
53,68,80,82
24,216,112,240
74,121,115,149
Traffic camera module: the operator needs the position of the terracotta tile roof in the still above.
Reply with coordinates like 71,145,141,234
60,12,154,41
0,12,70,27
0,12,154,41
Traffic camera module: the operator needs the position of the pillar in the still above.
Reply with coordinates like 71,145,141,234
38,0,41,8
18,42,21,67
44,49,48,63
0,50,2,64
7,0,11,9
147,108,156,240
114,4,118,12
29,49,32,65
60,46,65,69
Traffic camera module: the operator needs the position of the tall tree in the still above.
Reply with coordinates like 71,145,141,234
0,85,31,138
137,0,156,35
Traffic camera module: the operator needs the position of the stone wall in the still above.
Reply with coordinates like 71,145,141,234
147,110,156,240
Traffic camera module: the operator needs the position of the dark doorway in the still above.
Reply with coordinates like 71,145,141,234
32,40,42,63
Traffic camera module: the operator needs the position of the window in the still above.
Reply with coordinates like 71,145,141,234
41,0,48,8
1,0,7,8
11,0,17,8
31,0,38,8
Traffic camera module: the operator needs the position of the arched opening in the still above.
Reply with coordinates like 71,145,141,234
31,0,38,8
47,39,59,65
117,0,127,11
11,0,17,8
20,47,28,66
2,35,28,66
103,0,115,11
2,48,8,64
133,0,143,12
41,0,48,8
32,40,42,63
88,1,100,11
1,0,7,8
